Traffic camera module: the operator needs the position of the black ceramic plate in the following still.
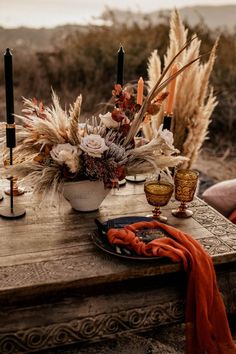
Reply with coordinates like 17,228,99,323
91,216,170,261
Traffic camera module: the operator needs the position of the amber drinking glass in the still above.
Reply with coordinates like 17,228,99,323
144,181,173,223
172,169,199,218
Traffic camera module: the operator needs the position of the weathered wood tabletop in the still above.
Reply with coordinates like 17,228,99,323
0,182,236,354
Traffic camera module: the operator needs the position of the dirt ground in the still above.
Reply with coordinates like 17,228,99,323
192,149,236,197
194,149,236,183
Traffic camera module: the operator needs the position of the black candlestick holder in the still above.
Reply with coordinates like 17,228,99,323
0,124,26,219
1,49,26,218
125,174,146,183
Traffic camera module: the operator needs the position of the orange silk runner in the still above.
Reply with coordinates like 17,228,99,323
107,220,236,354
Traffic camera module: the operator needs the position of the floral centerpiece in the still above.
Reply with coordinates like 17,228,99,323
0,40,201,209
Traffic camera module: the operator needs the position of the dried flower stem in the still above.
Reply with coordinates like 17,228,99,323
69,94,82,145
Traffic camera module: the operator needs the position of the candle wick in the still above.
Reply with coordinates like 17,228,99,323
118,45,125,54
5,48,11,55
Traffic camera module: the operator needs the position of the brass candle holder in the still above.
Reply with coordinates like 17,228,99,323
172,169,199,218
4,159,25,196
4,177,25,196
144,180,173,223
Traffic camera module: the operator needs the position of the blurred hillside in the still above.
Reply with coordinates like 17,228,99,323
0,25,86,51
101,5,236,32
0,8,235,152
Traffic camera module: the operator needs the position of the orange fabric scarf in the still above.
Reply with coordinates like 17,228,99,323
107,220,236,354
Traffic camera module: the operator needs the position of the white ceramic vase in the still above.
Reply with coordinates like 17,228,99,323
62,180,110,212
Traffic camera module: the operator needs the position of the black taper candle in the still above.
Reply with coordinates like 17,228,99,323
163,114,172,131
117,45,124,86
4,48,14,125
6,124,16,149
4,48,16,148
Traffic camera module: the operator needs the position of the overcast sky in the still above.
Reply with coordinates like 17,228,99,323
0,0,236,28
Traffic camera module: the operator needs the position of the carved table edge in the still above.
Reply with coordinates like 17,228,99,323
0,300,185,354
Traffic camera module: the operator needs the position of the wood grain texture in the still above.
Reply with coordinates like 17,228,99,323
0,182,236,353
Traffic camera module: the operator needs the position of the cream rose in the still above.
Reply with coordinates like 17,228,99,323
50,143,81,173
155,124,175,150
99,112,119,129
160,129,174,149
80,134,108,158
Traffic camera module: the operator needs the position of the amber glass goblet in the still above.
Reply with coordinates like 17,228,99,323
144,181,174,223
172,169,199,218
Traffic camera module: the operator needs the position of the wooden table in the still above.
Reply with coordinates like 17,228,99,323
0,182,236,354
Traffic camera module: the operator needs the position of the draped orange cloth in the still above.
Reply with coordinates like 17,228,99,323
107,220,236,354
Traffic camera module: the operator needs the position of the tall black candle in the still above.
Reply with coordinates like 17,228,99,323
163,113,173,131
4,48,15,124
117,45,124,86
4,48,16,148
